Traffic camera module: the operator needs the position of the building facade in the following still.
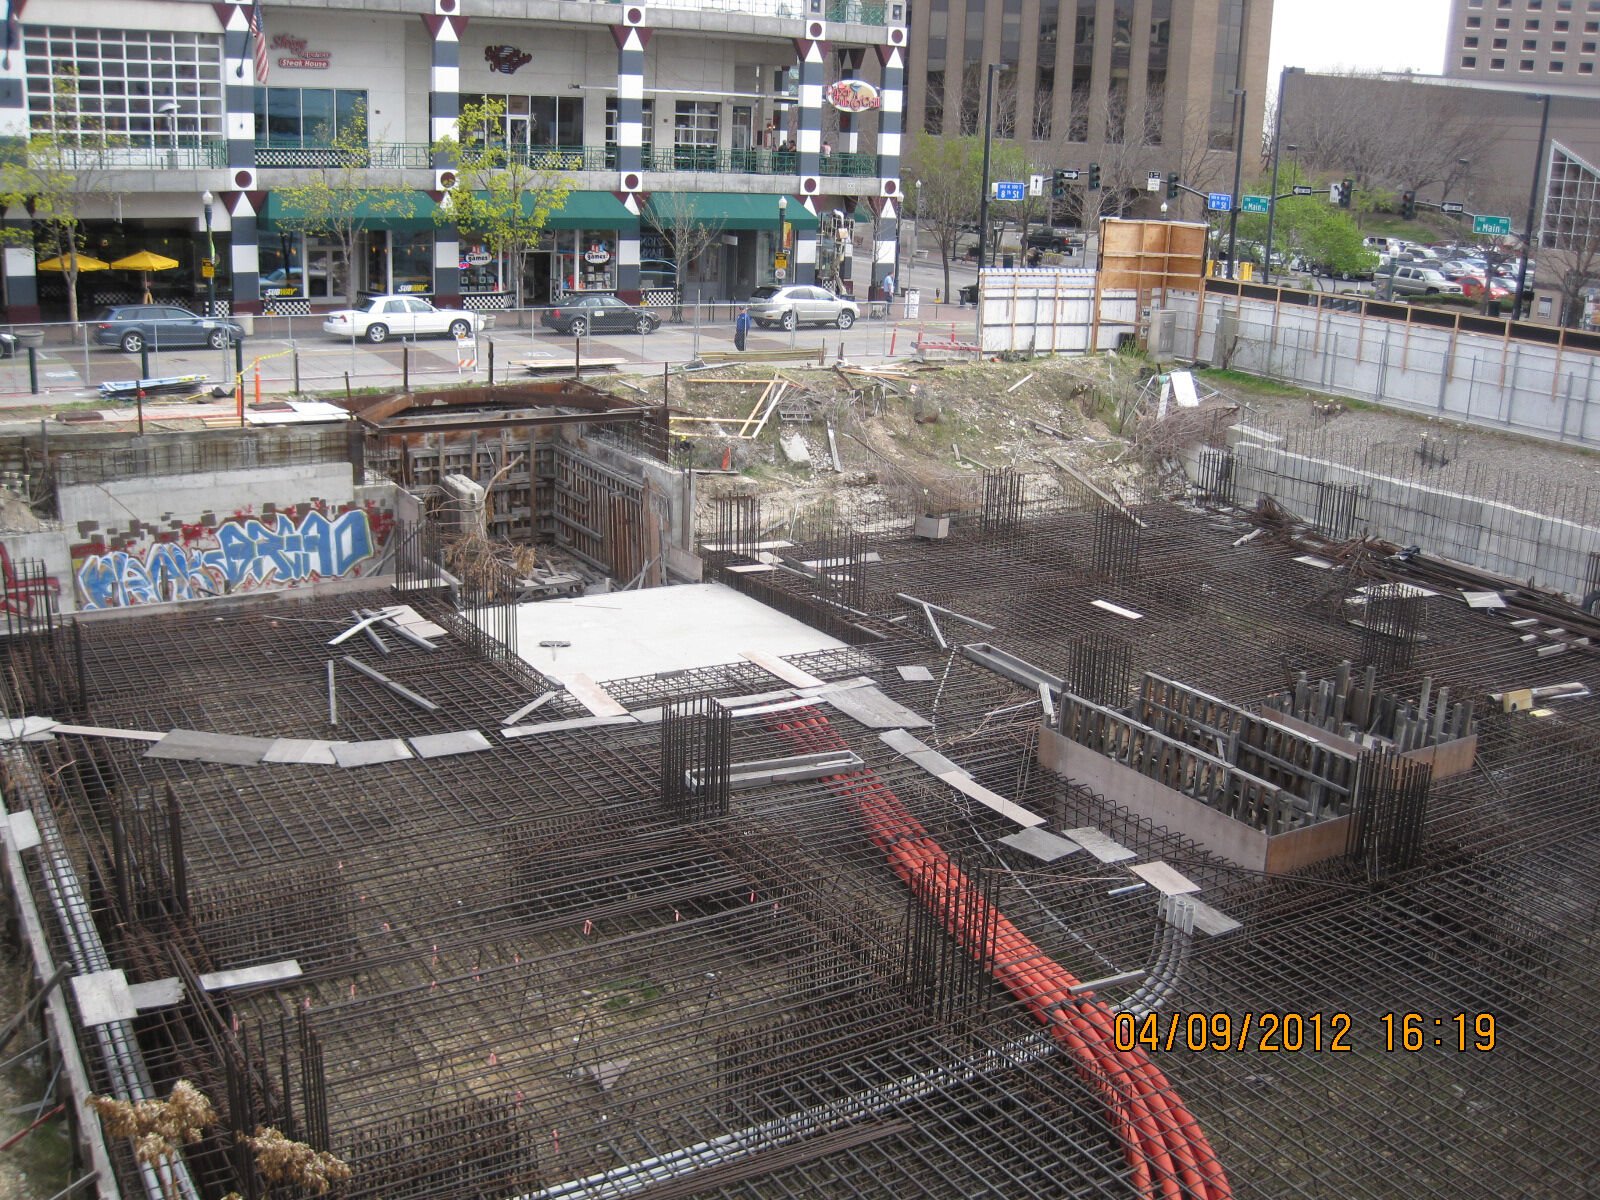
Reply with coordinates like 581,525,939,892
1447,0,1600,81
903,0,1272,203
1,0,911,321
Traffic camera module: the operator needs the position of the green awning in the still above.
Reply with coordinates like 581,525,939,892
263,190,637,233
543,190,635,230
643,192,819,232
261,191,440,233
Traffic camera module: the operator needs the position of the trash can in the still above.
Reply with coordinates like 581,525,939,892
12,329,44,350
1001,253,1014,269
959,283,980,307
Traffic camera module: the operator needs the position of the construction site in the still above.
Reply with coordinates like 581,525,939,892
0,353,1597,1200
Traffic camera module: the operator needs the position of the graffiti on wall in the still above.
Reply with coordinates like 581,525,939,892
75,505,389,610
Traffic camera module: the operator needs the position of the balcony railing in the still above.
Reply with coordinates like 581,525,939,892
647,147,877,177
44,141,228,171
251,142,879,179
610,0,889,23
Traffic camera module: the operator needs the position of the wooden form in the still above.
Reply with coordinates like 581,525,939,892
671,376,791,440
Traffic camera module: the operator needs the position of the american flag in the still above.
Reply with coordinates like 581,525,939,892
249,0,269,83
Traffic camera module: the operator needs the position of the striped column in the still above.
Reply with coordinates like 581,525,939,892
793,28,827,285
873,40,905,299
0,0,36,321
424,6,468,301
218,0,261,314
612,10,650,303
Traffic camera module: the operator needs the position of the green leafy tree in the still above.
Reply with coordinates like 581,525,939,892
272,102,413,307
432,98,575,308
1232,165,1375,284
0,73,124,324
907,133,983,302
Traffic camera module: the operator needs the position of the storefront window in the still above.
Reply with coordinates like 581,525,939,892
554,231,618,294
254,88,368,147
460,243,504,293
393,232,434,294
462,93,586,151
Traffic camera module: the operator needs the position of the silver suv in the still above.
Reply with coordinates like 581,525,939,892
748,284,859,330
1384,265,1464,297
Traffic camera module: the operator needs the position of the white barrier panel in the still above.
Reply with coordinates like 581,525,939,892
976,268,1140,354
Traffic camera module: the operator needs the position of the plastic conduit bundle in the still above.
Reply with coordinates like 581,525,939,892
768,709,1231,1200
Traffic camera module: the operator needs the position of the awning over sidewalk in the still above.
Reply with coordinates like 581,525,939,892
544,191,635,229
643,192,819,232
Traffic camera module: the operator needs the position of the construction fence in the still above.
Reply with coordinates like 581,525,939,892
1170,283,1600,451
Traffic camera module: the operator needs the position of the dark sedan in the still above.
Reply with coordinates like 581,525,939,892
92,305,245,353
540,294,660,337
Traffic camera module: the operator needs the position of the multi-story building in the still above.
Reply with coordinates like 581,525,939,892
1447,0,1600,82
0,0,912,321
904,0,1273,203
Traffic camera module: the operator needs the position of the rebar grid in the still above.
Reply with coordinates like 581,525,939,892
3,496,1597,1199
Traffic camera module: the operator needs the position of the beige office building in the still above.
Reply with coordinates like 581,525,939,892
1448,0,1600,81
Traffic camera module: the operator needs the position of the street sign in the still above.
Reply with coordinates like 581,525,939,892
1029,174,1046,197
774,267,787,281
1147,170,1163,192
1241,195,1270,214
1061,169,1079,180
1473,214,1512,236
1441,201,1465,214
200,261,215,279
1206,192,1232,212
1292,185,1314,196
993,181,1026,201
773,253,788,270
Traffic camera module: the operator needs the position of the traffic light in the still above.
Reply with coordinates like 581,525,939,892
1401,189,1417,220
1052,169,1067,200
1166,173,1180,200
1339,178,1355,209
1087,162,1101,191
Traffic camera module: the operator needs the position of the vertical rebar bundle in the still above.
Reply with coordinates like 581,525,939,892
1065,634,1133,709
1313,481,1364,540
1195,447,1236,507
899,854,1000,1024
1361,590,1425,673
660,696,731,823
1092,509,1142,579
712,494,763,561
1348,749,1433,880
981,468,1025,536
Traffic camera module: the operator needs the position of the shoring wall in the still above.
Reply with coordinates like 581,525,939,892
1171,286,1600,450
976,271,1141,353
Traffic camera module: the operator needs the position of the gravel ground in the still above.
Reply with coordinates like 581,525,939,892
0,943,74,1199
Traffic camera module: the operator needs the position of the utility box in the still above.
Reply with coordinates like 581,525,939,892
1147,309,1178,360
914,514,950,540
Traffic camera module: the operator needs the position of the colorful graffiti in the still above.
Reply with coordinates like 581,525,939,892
0,542,61,619
75,507,384,610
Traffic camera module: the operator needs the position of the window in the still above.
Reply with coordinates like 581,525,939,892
1526,18,1541,28
1467,15,1482,25
1466,35,1480,46
1553,38,1567,47
1493,37,1508,47
603,97,654,167
24,26,224,144
1585,39,1598,48
1495,17,1510,27
460,93,585,154
254,88,367,147
1520,57,1536,67
1491,56,1506,67
1524,38,1540,47
1551,58,1566,67
673,101,719,167
1462,54,1479,66
1556,19,1570,28
1581,60,1595,70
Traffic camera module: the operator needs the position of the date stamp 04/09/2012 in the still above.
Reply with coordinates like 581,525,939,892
1112,1011,1498,1054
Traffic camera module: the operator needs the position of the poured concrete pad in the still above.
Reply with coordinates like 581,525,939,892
495,583,845,687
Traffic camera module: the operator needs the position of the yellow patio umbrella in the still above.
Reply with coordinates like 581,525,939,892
111,250,181,303
37,253,111,272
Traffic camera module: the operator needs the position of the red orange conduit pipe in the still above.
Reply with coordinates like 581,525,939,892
769,710,1231,1200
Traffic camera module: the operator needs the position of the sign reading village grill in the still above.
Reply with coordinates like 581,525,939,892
273,33,331,70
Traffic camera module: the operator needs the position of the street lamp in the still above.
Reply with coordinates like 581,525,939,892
158,100,179,168
976,62,1010,270
1262,66,1303,287
1224,87,1247,279
1513,92,1552,321
909,179,922,269
776,194,787,281
202,189,216,318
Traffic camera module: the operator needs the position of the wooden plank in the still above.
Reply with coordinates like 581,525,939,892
565,673,629,718
740,649,826,690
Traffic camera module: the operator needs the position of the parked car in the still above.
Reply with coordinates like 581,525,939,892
0,332,15,358
1437,259,1486,281
1382,265,1465,297
540,294,661,336
747,284,859,330
92,305,245,353
1458,275,1514,301
321,295,485,343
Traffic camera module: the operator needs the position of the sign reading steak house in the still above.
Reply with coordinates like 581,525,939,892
272,33,332,70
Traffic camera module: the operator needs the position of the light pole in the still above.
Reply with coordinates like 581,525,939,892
1224,87,1247,279
776,194,788,281
976,63,1009,270
202,189,216,318
909,179,922,273
158,100,179,168
1513,92,1552,321
1262,66,1302,287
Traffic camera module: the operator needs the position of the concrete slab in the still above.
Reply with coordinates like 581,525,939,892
998,827,1083,862
71,970,135,1027
825,685,932,730
493,583,844,687
939,771,1047,827
1063,827,1137,864
897,665,935,682
261,739,344,766
6,811,39,852
1129,861,1201,896
408,731,494,759
199,960,304,990
1186,898,1243,937
127,978,185,1010
331,740,414,768
146,729,275,766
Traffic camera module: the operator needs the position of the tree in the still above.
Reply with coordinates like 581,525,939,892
274,103,413,307
1230,163,1376,284
642,191,725,303
0,74,124,324
432,98,576,309
906,133,983,301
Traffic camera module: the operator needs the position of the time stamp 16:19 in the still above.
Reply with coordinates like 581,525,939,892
1112,1011,1498,1053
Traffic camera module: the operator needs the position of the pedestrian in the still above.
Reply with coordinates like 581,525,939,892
821,140,833,158
881,271,895,305
734,304,751,352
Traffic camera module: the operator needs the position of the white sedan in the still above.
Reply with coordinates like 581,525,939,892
322,295,486,344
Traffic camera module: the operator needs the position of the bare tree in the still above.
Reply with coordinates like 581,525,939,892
643,192,726,303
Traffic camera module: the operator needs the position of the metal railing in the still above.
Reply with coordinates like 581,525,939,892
616,0,889,22
252,142,879,179
48,141,228,171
